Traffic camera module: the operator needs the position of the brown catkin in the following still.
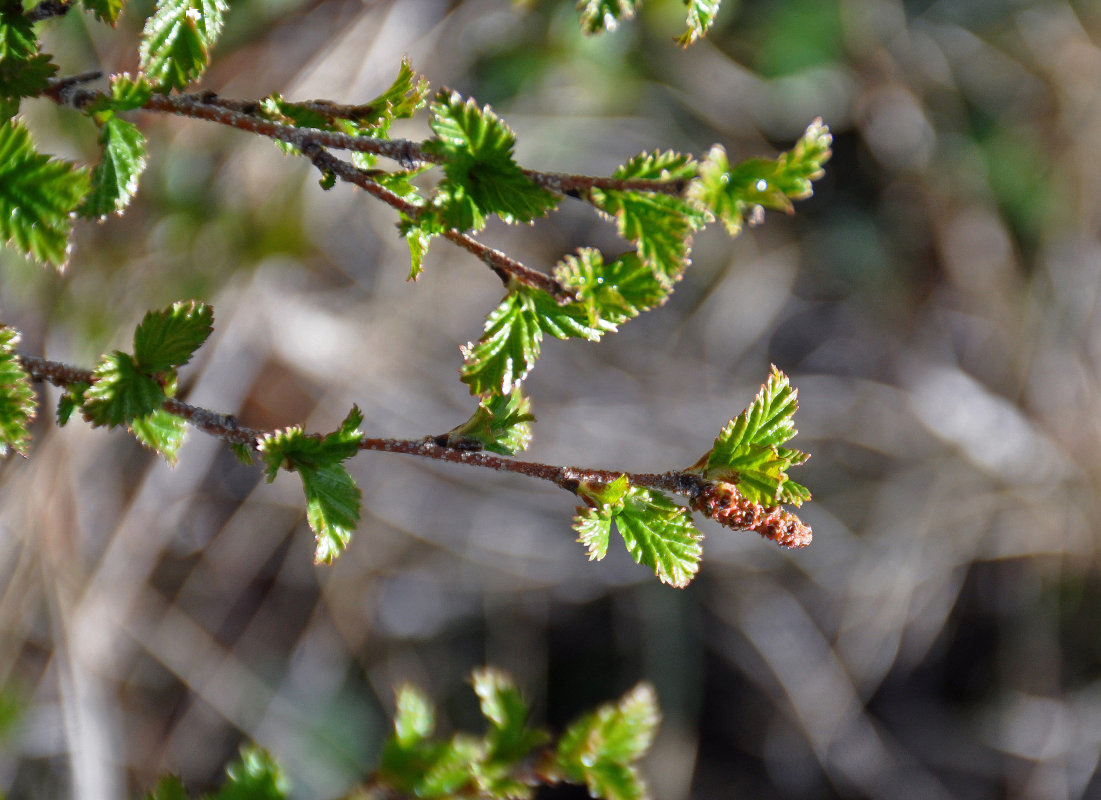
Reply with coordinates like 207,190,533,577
689,481,812,549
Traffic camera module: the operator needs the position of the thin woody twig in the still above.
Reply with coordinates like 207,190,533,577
17,352,690,496
302,145,577,301
41,78,689,197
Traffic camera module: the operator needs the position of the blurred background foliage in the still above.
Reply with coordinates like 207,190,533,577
2,0,1101,797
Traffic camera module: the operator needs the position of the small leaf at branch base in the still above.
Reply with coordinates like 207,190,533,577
79,116,148,219
0,121,90,268
0,328,35,457
553,682,659,800
83,351,166,427
229,441,255,465
445,388,534,455
56,382,89,427
133,300,214,373
130,408,186,464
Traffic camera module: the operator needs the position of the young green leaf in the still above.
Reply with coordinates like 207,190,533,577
301,461,361,563
689,118,832,236
139,0,228,91
56,382,89,427
460,291,540,396
132,300,214,373
578,0,641,34
81,0,127,25
393,684,436,747
213,746,289,800
0,5,57,120
444,388,534,455
258,407,364,563
472,667,548,765
130,409,186,464
694,366,810,507
79,116,148,219
590,151,706,287
426,90,559,230
553,682,659,800
575,476,702,587
110,73,154,111
82,352,165,427
0,121,90,267
554,249,670,328
677,0,722,46
0,328,35,457
460,287,611,396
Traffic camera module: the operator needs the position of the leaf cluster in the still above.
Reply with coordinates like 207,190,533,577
74,300,213,463
689,365,810,507
145,668,659,800
258,407,364,563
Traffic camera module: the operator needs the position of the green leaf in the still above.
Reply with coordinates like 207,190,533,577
554,249,670,328
697,366,809,506
229,441,254,465
130,408,186,464
132,300,213,373
0,328,35,457
444,388,534,455
576,476,702,587
573,509,612,562
213,746,289,800
554,682,659,800
139,0,228,91
108,73,153,111
81,0,126,25
426,90,559,230
572,474,631,562
79,116,148,219
0,120,90,267
689,119,832,236
393,684,435,747
578,0,641,35
590,151,705,287
403,219,431,281
677,0,722,46
460,287,611,396
473,667,547,766
258,407,364,563
301,460,360,563
56,382,89,427
82,351,165,427
460,291,541,396
0,5,57,120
